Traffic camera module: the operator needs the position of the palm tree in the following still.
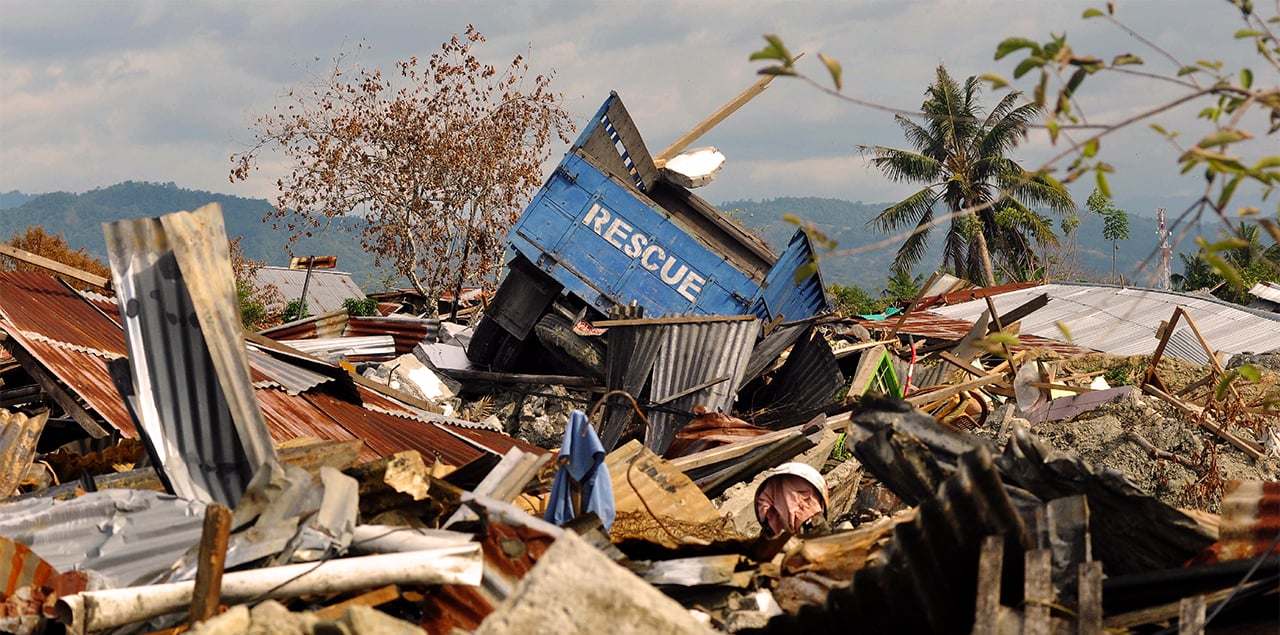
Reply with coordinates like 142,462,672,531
862,65,1076,286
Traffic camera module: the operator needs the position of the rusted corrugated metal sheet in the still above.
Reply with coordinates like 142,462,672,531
419,521,554,634
253,388,376,462
258,310,349,341
647,317,759,454
0,272,128,357
347,315,439,355
1216,480,1280,562
303,391,483,467
1,536,55,596
0,328,136,435
915,281,1041,311
1,410,47,496
355,388,541,459
853,311,1093,356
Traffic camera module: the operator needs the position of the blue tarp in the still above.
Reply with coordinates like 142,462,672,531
544,410,615,530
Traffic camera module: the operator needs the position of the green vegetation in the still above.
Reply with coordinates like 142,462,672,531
343,297,379,317
1173,222,1280,304
282,299,309,322
860,65,1076,286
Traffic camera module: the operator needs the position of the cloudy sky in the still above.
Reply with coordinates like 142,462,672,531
1,0,1272,217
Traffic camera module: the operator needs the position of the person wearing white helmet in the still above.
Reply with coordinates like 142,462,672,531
754,462,829,537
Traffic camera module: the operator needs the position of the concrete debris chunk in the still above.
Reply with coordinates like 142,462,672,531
474,530,717,635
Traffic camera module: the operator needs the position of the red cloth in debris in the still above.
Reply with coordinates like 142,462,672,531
755,474,824,536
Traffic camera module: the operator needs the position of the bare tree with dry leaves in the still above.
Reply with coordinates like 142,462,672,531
231,26,574,317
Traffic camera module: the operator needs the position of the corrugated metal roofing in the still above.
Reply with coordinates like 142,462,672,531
0,271,128,357
258,310,350,341
1248,281,1280,304
104,206,276,507
752,325,844,412
647,317,760,454
253,388,376,462
852,311,1093,356
254,267,366,314
347,315,439,355
0,489,208,588
0,328,136,435
930,283,1280,361
247,347,335,395
601,324,665,451
302,391,483,467
0,270,521,468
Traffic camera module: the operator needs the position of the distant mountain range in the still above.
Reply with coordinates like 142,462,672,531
1,182,1216,293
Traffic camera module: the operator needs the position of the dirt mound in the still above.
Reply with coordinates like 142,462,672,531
1012,388,1278,513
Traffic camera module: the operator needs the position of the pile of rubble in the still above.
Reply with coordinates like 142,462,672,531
3,86,1278,633
1,203,1276,635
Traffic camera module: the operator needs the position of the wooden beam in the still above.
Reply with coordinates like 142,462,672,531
973,536,1003,635
904,373,1002,408
0,243,112,291
1141,384,1265,460
1023,549,1052,635
1077,561,1103,635
653,73,780,166
0,336,109,438
312,585,400,621
189,503,233,624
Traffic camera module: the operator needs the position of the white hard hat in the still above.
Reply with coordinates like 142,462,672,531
754,462,829,514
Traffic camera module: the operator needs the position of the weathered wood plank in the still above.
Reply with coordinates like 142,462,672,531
973,535,1003,635
189,503,233,624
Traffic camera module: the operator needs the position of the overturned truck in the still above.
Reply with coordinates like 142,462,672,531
467,92,831,375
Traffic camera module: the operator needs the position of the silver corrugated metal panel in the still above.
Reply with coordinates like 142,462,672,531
1164,328,1212,366
1249,280,1280,303
930,283,1280,361
283,336,396,359
247,347,334,395
647,318,759,454
254,267,366,314
601,324,666,451
104,203,278,507
740,322,808,388
0,489,207,588
754,326,843,412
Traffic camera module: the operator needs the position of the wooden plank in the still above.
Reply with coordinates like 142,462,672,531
1023,549,1052,635
1028,381,1097,394
1178,595,1206,635
1142,385,1265,459
904,373,1002,408
1076,561,1102,635
654,74,778,166
189,503,233,624
937,351,986,377
668,426,807,472
973,535,1003,635
312,585,400,621
0,243,112,290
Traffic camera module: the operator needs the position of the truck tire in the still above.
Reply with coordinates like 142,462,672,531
534,312,607,379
